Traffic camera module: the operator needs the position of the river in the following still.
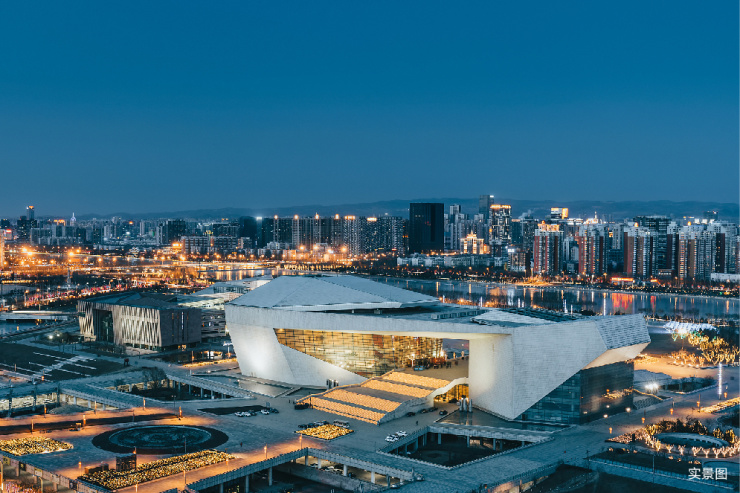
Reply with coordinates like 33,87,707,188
207,267,737,322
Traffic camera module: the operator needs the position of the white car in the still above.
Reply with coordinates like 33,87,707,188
396,431,408,437
260,409,270,415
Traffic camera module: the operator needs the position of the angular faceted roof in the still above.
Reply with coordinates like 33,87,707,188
229,275,439,311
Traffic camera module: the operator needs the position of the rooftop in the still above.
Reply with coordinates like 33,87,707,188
229,275,439,311
81,292,193,310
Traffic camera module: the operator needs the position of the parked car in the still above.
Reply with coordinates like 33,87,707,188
439,410,448,416
269,408,279,414
405,412,415,417
260,409,270,415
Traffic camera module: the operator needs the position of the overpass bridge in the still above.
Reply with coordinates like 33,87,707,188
0,311,74,322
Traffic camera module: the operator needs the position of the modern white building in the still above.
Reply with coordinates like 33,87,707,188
226,275,650,423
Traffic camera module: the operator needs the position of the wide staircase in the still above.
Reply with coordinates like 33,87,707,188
300,371,458,424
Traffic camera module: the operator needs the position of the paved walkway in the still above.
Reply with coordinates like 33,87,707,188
1,339,736,493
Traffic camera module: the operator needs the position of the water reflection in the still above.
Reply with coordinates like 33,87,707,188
371,277,738,321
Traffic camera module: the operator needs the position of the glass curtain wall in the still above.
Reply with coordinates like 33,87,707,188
518,361,634,424
274,328,443,378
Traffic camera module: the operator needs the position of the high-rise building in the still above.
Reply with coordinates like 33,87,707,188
380,215,405,255
478,195,495,219
340,215,363,256
549,208,569,220
576,225,608,277
489,204,512,244
16,206,38,241
634,215,671,275
363,217,382,253
533,223,563,276
364,216,405,255
678,227,715,281
238,216,258,246
0,234,4,272
511,217,538,253
258,216,293,247
291,215,313,250
460,233,488,255
623,227,654,279
445,204,472,252
409,203,444,253
708,221,737,275
163,219,187,245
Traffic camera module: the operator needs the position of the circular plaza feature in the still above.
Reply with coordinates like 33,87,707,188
654,433,729,449
92,425,228,455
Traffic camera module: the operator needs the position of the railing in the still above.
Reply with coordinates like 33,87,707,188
488,460,563,489
168,373,255,399
586,458,737,490
187,447,417,491
59,384,153,409
0,451,108,493
377,426,554,471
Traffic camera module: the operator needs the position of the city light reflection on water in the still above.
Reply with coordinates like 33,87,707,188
375,277,736,321
197,268,737,321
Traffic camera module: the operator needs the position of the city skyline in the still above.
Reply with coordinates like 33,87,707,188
1,2,737,215
1,195,738,222
0,4,737,492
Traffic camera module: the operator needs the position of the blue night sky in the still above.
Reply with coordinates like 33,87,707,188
0,2,737,216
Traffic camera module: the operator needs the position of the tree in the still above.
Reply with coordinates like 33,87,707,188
142,367,167,390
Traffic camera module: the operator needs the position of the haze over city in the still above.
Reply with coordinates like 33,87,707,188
1,2,738,216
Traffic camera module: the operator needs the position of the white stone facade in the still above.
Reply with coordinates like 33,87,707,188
226,275,650,420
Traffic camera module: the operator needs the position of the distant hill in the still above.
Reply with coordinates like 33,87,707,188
76,198,738,222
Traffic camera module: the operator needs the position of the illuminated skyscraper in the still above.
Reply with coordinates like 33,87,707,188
489,204,512,243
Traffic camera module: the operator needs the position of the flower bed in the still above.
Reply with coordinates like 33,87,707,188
0,437,72,456
701,397,740,414
80,450,233,490
296,424,353,441
608,418,739,458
